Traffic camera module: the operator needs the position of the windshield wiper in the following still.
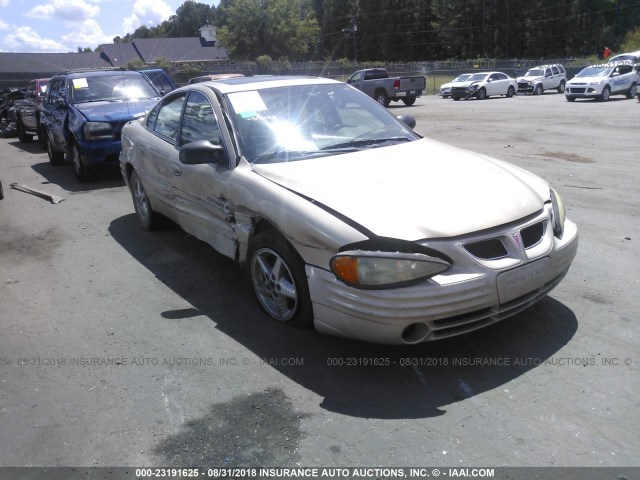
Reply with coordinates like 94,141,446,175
320,136,412,150
251,150,335,164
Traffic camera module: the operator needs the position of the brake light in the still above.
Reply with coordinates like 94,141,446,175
394,79,400,90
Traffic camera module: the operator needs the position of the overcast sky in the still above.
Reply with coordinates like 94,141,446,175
0,0,217,53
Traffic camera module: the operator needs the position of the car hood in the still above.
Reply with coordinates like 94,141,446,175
74,99,158,122
441,81,468,89
567,76,607,84
454,80,482,88
251,138,549,240
517,75,543,82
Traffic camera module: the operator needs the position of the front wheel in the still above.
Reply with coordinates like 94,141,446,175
476,88,487,100
626,83,637,99
506,86,515,98
599,86,610,102
534,84,543,95
71,144,90,182
566,96,576,102
557,81,566,93
46,131,64,165
16,118,33,143
402,96,416,106
247,232,313,328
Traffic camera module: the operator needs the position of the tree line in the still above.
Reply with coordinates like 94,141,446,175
110,0,640,61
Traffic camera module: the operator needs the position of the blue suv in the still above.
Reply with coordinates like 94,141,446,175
40,69,160,181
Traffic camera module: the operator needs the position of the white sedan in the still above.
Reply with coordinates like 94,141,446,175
439,73,472,98
119,76,578,345
450,71,518,100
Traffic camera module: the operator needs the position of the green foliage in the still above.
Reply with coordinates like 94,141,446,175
127,58,145,70
621,26,640,53
256,55,273,68
153,57,172,69
217,0,319,60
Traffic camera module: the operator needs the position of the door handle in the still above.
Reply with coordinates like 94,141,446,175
170,163,182,176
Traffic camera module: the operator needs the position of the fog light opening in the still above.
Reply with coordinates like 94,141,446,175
401,322,430,343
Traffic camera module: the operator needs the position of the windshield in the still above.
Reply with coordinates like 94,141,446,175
576,66,613,78
608,55,638,63
453,74,471,82
524,68,544,77
225,83,419,163
71,74,159,104
467,73,489,82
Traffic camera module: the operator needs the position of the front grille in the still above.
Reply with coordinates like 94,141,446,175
451,87,467,93
518,82,529,88
521,221,545,249
570,87,586,94
463,238,508,259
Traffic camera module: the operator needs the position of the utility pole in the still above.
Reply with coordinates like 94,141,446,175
342,17,358,62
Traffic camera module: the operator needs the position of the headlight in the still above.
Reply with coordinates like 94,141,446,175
550,188,566,238
330,251,450,289
468,84,478,91
83,122,114,140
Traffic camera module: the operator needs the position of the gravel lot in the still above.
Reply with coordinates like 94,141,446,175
0,91,638,470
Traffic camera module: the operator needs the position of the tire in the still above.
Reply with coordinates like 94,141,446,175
402,96,416,106
0,179,4,200
452,97,460,101
71,143,90,182
247,231,313,328
374,90,389,107
534,84,543,95
130,170,159,231
557,81,566,93
37,123,46,149
476,88,487,100
506,86,515,98
566,96,576,102
16,117,33,143
599,86,610,102
626,83,637,99
46,131,64,165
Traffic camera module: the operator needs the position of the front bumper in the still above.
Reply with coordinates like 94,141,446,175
308,207,578,345
565,84,603,98
77,139,122,168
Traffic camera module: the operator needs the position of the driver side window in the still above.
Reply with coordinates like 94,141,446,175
148,94,186,142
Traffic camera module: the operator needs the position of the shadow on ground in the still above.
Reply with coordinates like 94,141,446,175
109,213,578,424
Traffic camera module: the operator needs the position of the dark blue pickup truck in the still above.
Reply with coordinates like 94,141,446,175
40,69,160,181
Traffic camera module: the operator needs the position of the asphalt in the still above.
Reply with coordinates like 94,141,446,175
0,92,638,470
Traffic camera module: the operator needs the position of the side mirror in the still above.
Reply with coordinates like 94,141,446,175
611,72,620,77
179,140,227,166
397,114,416,129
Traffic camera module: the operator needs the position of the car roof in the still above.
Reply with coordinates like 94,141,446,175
178,75,342,94
54,69,144,79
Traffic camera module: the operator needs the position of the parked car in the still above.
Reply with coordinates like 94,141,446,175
565,63,639,101
516,64,566,95
450,72,517,100
40,69,160,181
15,77,50,146
439,73,472,98
0,88,26,137
189,73,245,84
119,76,578,345
606,50,640,65
140,69,176,96
346,68,425,107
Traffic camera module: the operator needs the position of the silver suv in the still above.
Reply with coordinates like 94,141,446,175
516,64,566,95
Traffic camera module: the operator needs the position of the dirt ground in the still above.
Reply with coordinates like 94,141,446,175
0,91,638,471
